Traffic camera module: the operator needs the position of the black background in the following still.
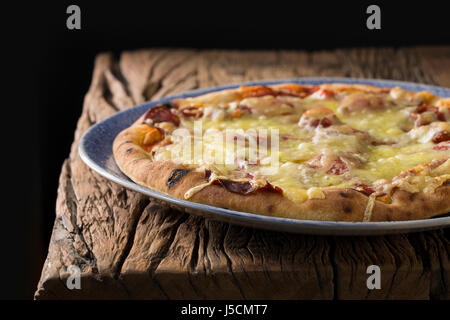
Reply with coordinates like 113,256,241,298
2,1,449,299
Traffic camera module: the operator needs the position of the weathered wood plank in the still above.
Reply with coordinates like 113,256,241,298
35,47,450,300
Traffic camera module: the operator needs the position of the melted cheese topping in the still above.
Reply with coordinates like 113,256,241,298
150,86,450,203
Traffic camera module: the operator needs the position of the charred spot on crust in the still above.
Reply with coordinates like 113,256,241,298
339,192,349,198
267,204,274,212
167,169,189,188
343,206,352,214
409,193,416,201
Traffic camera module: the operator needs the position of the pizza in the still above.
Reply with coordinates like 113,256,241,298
113,83,450,222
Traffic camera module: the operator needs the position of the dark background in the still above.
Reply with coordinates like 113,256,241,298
3,1,449,299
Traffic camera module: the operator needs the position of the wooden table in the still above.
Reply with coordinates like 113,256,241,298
35,47,450,300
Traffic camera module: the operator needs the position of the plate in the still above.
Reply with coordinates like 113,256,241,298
79,77,450,235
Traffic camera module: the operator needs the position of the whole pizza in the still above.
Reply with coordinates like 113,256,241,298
113,83,450,222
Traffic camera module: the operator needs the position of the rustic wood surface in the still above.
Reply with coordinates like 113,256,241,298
35,47,450,300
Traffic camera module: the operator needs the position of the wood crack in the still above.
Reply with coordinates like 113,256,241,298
328,237,338,300
113,198,150,279
102,73,121,113
111,54,134,104
63,160,98,272
223,225,247,299
149,212,190,275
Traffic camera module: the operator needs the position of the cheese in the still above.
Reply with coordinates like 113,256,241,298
307,187,326,199
283,188,308,202
151,87,450,204
363,193,377,222
340,108,409,139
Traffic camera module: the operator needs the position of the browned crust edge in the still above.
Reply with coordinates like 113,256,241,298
112,84,450,222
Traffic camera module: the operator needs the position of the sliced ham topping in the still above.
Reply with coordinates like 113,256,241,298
203,169,282,195
433,141,450,151
180,106,204,118
258,182,283,194
240,84,320,99
300,107,374,144
389,86,422,106
335,125,372,141
143,105,180,126
215,179,254,194
326,157,349,175
432,130,450,144
298,107,341,128
306,153,358,175
338,92,389,114
310,88,335,100
213,179,282,195
353,183,376,195
239,86,278,98
274,84,319,98
410,105,446,127
239,96,294,116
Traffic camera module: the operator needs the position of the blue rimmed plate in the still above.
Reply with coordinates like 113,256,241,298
79,77,450,235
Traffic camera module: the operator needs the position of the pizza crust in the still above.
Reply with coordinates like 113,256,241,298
112,84,450,222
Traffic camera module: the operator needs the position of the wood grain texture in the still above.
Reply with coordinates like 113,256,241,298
35,47,450,300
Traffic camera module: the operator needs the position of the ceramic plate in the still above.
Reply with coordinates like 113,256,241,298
79,78,450,235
